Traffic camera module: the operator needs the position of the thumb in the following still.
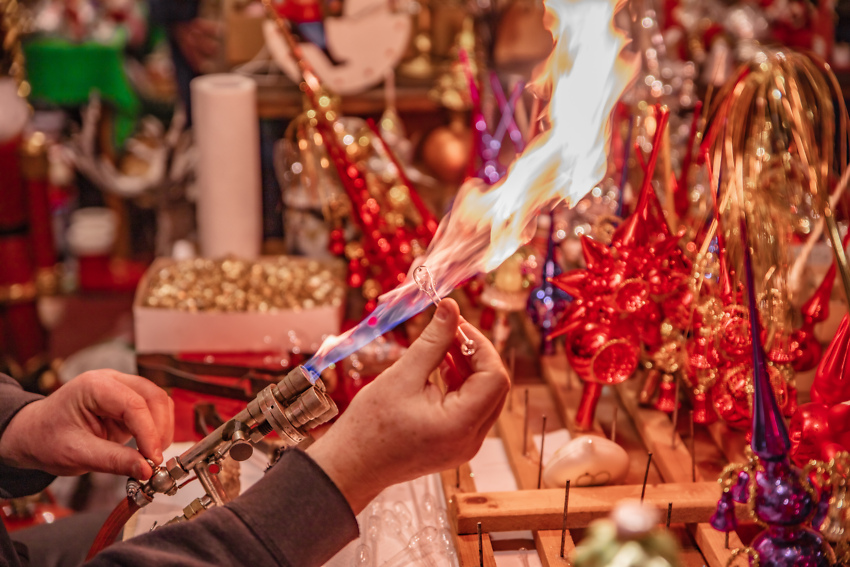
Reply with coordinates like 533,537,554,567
80,437,153,480
399,299,461,388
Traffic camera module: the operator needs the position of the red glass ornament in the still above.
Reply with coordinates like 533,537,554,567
479,306,495,331
565,320,639,384
789,403,833,467
792,327,821,373
811,314,850,407
829,402,850,452
661,279,694,329
691,388,718,425
653,375,678,413
328,228,346,256
717,306,751,362
575,382,603,431
688,334,720,374
765,331,799,365
714,363,752,430
346,258,365,288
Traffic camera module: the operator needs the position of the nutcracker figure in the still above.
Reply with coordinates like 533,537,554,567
0,0,58,389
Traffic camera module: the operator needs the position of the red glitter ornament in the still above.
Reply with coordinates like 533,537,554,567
811,314,850,407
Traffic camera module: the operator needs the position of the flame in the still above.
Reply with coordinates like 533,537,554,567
306,0,638,375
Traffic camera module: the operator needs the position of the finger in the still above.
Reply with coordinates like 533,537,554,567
446,367,510,427
84,379,163,463
395,299,461,390
459,319,505,375
108,372,174,456
476,388,509,438
442,354,464,393
77,435,153,480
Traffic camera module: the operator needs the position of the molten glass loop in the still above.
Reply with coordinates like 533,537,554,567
413,266,476,356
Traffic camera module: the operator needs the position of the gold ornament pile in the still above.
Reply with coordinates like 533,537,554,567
143,258,345,312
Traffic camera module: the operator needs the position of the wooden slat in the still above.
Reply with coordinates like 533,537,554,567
497,387,549,491
690,522,745,567
456,533,497,567
440,462,477,504
453,482,745,534
534,529,574,567
613,379,700,483
498,385,578,567
706,421,749,466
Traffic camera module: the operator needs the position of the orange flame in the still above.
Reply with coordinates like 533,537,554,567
406,0,636,290
309,0,638,370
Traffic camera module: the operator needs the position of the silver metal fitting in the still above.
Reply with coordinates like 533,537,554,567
141,365,338,529
127,478,153,508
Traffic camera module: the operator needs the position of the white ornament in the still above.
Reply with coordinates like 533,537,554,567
542,435,629,488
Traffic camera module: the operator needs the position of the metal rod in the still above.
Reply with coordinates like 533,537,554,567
666,502,672,529
611,406,618,444
641,452,653,503
825,210,850,305
478,522,483,567
671,375,680,449
522,389,530,457
537,415,548,489
560,480,571,558
690,410,696,482
725,531,730,549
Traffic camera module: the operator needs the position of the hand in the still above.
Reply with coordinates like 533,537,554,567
172,18,221,73
0,370,174,480
307,299,510,514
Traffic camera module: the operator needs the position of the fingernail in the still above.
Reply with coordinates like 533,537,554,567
435,302,449,321
132,461,145,480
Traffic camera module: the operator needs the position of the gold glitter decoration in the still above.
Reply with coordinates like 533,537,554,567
143,257,345,313
1,0,29,96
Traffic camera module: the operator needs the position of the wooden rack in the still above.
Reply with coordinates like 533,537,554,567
438,350,751,566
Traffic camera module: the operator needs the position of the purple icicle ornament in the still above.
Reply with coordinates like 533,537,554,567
740,219,791,462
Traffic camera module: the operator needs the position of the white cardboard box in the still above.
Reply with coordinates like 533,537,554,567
133,257,344,354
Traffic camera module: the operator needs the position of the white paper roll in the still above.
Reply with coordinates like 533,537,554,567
191,74,262,258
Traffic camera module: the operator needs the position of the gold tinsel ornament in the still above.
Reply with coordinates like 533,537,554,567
693,48,850,428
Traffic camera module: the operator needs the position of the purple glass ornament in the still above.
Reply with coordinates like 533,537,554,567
730,470,750,504
530,216,569,355
710,492,738,532
753,460,816,525
740,220,791,461
751,527,830,567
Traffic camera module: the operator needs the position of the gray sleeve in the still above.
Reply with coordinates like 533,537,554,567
0,374,55,498
90,449,360,566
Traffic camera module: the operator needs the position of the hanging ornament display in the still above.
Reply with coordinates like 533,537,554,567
263,0,438,316
709,219,840,567
681,46,850,432
548,106,696,431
